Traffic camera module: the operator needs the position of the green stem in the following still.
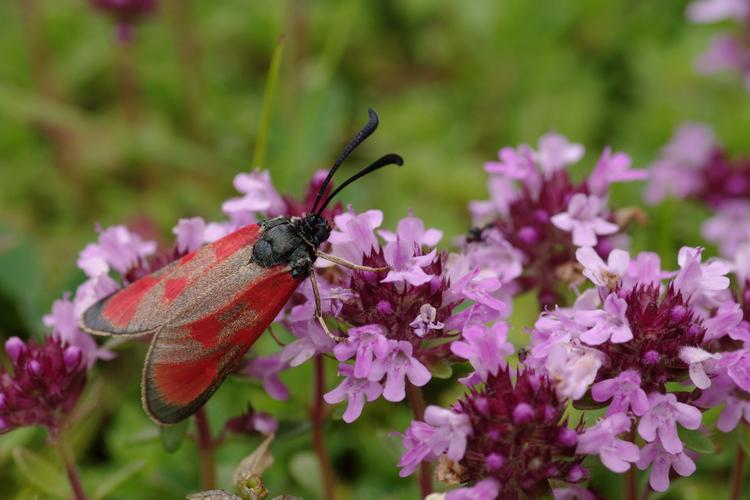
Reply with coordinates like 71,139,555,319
731,445,746,500
310,354,336,499
406,382,432,497
252,35,286,169
54,434,87,500
195,407,216,490
624,429,637,500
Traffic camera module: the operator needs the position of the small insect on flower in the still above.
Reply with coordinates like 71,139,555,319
80,109,404,424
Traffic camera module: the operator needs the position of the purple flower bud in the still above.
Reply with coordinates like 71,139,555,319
0,393,6,411
486,452,505,471
566,465,587,482
517,226,539,245
0,417,9,432
63,346,83,372
5,337,26,364
558,427,578,447
512,403,534,424
27,360,43,377
376,300,394,315
670,305,687,322
534,210,550,224
643,350,660,365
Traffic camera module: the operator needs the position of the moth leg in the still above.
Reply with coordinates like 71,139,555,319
316,251,388,273
309,271,347,342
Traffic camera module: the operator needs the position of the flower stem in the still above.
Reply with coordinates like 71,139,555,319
194,407,216,490
624,429,637,500
54,434,87,500
311,354,336,500
406,382,432,497
730,445,746,500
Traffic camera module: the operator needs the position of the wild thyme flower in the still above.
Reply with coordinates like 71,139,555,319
400,368,586,499
0,337,86,437
525,244,747,486
467,133,645,306
687,0,750,90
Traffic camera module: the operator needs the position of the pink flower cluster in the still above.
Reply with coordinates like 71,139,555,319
687,0,750,90
523,245,748,492
467,132,646,306
646,123,750,257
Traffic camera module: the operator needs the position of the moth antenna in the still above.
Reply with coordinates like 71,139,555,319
311,109,380,213
316,153,404,214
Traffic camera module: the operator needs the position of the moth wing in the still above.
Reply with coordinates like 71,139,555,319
141,263,300,424
81,224,262,336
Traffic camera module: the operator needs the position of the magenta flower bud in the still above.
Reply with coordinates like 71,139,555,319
376,300,394,315
0,393,6,411
534,209,549,224
27,360,43,377
473,396,489,416
5,337,26,364
558,427,578,447
670,305,687,322
63,346,83,372
486,452,505,471
512,402,534,424
0,417,9,432
643,350,660,365
517,226,539,245
567,464,587,482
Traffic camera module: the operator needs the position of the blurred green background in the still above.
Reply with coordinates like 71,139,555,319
1,0,749,498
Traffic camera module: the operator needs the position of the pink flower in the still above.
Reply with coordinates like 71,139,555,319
397,405,472,477
674,246,730,301
622,251,667,289
687,0,750,23
576,413,640,473
450,323,514,381
381,239,436,287
588,147,646,196
368,340,431,402
323,364,383,423
77,225,156,278
445,478,500,500
534,132,584,174
239,354,289,401
328,208,383,265
551,194,618,247
172,217,206,254
637,393,701,454
636,442,696,492
409,304,444,338
592,370,650,416
702,200,750,258
546,343,604,400
579,294,633,345
462,228,524,284
679,346,721,389
333,325,389,378
576,247,630,289
222,169,286,220
379,210,442,249
469,176,516,225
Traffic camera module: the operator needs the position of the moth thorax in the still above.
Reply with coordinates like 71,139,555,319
301,213,331,247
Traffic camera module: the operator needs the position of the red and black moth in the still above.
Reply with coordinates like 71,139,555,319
80,109,403,424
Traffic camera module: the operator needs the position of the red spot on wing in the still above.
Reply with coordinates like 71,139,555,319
213,224,260,262
164,277,189,302
103,275,161,328
153,355,219,405
187,315,224,349
178,251,198,266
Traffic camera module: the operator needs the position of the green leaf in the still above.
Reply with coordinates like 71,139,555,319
160,419,189,453
571,391,608,411
252,35,286,169
92,460,146,500
288,451,322,497
677,427,716,454
739,423,750,455
12,447,68,498
428,358,453,379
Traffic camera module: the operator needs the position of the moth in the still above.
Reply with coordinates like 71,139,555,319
81,109,403,424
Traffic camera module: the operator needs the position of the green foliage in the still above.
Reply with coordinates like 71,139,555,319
0,0,749,498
